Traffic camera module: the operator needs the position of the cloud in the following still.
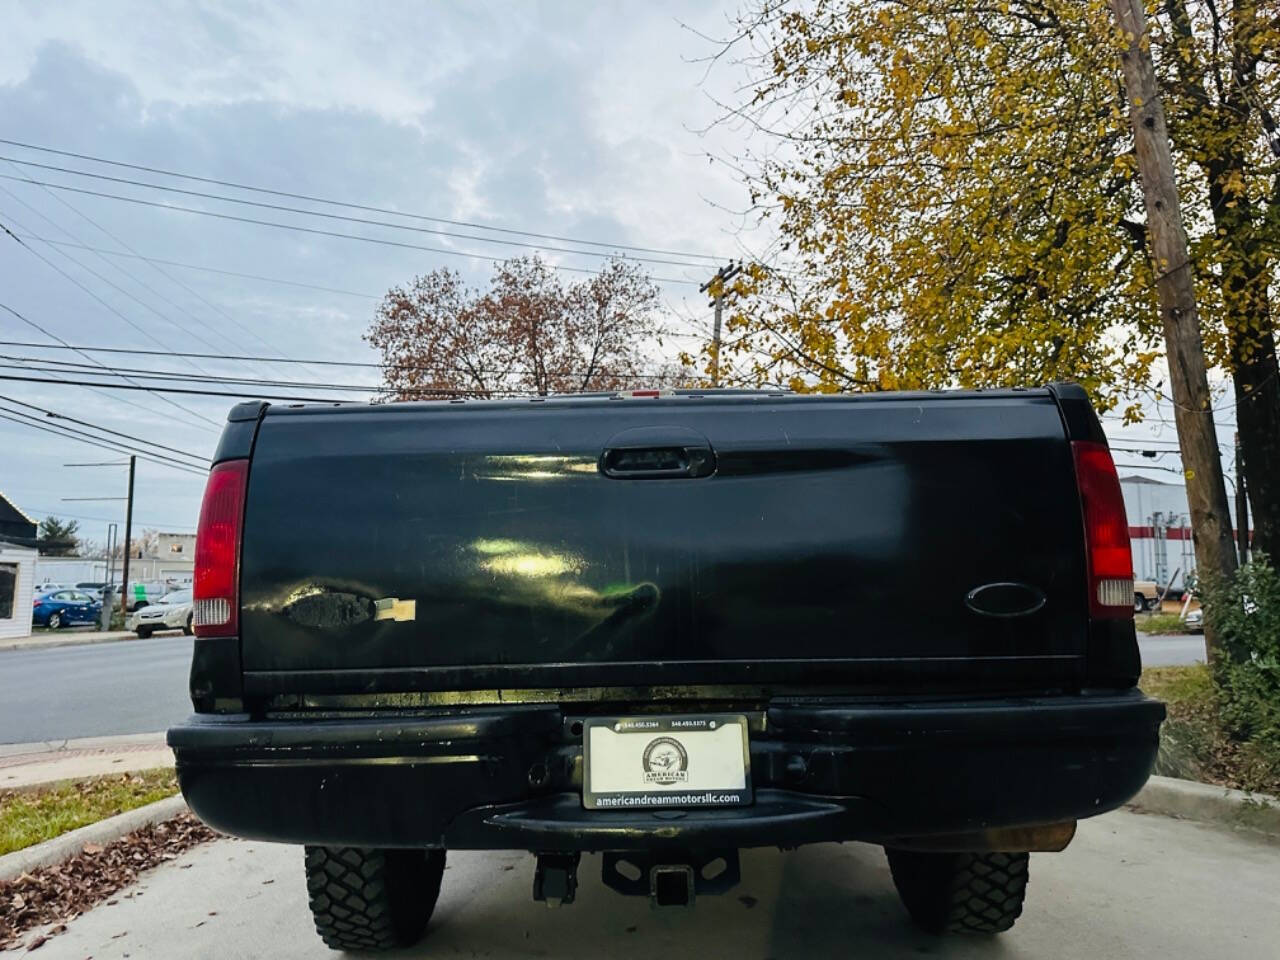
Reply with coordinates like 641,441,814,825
0,1,755,530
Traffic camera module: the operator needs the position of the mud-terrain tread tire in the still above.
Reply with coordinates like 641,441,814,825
885,849,1029,934
304,845,445,952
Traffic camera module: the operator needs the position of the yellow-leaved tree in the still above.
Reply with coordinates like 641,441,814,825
701,0,1280,559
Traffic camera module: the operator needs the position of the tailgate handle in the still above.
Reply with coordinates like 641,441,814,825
600,426,716,479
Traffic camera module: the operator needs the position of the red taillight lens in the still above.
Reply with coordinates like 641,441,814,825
193,458,248,637
1072,440,1134,619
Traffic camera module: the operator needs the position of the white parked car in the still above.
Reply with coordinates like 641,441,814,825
1185,607,1204,633
126,588,194,638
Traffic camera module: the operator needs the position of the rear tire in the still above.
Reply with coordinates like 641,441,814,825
885,848,1029,935
183,614,193,636
304,846,445,952
47,612,62,630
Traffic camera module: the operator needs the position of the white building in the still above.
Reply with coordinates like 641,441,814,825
1121,474,1245,591
155,532,197,558
0,540,38,641
34,555,194,589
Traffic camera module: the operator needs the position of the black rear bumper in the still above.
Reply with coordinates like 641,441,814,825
167,690,1164,851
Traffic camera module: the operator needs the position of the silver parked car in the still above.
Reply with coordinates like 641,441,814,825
126,588,194,638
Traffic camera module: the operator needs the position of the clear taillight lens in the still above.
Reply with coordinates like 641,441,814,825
193,459,248,636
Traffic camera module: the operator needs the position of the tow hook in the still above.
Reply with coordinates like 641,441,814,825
533,852,580,907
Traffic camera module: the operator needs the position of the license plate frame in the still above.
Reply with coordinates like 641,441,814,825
582,714,752,810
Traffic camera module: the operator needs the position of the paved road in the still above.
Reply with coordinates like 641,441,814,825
1139,634,1206,667
0,633,192,744
28,809,1280,959
0,631,1199,746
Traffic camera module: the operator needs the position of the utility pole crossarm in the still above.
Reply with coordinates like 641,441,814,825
700,261,743,388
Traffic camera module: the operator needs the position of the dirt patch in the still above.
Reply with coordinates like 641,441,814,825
0,812,217,952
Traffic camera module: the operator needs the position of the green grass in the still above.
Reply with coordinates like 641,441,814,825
1135,613,1190,634
1141,665,1280,795
0,769,178,856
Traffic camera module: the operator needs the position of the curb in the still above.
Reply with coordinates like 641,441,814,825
0,794,188,882
0,631,141,653
1128,775,1280,836
0,731,168,761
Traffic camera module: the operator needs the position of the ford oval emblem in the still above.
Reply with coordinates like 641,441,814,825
965,582,1048,618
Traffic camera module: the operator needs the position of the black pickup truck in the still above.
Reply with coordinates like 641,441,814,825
169,384,1164,950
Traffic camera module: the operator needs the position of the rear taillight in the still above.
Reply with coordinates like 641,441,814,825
1071,440,1134,619
193,458,248,636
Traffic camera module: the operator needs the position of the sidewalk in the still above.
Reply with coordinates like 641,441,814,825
0,628,140,653
0,732,173,791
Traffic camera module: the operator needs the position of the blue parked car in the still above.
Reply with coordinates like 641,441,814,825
32,588,102,629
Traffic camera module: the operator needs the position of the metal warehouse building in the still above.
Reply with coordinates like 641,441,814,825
1121,474,1247,593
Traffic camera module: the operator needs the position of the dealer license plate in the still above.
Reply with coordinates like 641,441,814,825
582,715,752,810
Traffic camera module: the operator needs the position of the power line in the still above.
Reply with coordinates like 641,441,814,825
0,370,346,403
0,350,683,387
1,167,307,378
0,410,206,476
0,392,209,463
0,358,379,394
0,223,222,427
0,296,221,434
0,174,702,286
18,503,195,532
0,138,723,263
0,404,207,472
0,158,712,270
0,194,226,368
0,338,388,370
12,235,379,299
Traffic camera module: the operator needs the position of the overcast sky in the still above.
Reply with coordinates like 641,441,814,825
0,0,772,543
0,1,1217,550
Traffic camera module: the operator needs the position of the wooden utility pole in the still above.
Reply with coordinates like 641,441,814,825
699,262,742,387
1110,0,1238,662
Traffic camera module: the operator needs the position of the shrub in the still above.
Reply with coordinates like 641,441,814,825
1201,555,1280,751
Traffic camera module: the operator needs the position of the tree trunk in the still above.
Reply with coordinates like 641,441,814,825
1205,0,1280,564
1109,0,1239,664
1223,265,1280,563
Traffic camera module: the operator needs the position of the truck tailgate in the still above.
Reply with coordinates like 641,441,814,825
237,391,1088,691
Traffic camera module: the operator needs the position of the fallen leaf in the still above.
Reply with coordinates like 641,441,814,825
82,844,103,855
25,933,47,950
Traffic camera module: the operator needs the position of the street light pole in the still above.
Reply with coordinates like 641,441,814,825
121,455,135,615
105,522,118,592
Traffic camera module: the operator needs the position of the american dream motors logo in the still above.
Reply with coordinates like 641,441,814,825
641,736,689,785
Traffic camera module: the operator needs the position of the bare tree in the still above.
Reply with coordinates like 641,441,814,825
367,255,662,399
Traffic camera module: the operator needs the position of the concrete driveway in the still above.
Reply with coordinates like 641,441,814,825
31,809,1280,959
